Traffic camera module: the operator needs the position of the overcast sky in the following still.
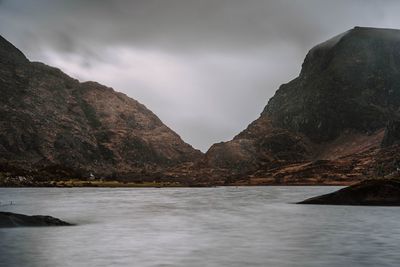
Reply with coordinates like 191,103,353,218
1,0,400,151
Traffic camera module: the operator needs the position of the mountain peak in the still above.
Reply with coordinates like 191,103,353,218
266,26,400,142
0,34,201,179
204,27,400,181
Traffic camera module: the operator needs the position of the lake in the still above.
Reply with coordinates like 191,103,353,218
0,187,399,267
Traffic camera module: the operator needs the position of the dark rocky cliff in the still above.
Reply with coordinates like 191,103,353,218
204,27,400,182
265,27,400,142
0,34,202,179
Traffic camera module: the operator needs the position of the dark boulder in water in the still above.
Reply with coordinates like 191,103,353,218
0,211,72,227
298,179,400,206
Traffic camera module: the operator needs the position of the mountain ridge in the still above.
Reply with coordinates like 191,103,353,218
0,33,202,180
1,27,400,186
199,26,400,184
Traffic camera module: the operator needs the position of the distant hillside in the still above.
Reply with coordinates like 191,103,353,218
0,35,202,180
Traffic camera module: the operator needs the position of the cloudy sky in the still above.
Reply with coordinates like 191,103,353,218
1,0,400,151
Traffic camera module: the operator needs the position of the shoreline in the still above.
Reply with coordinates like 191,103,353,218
0,180,355,188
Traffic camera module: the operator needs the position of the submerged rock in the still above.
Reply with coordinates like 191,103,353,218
298,179,400,206
0,212,72,227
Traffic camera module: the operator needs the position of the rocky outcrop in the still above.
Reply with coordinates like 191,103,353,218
297,179,400,205
0,34,201,180
0,211,72,227
204,27,400,183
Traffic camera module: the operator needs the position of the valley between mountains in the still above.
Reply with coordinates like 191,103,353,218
1,27,400,186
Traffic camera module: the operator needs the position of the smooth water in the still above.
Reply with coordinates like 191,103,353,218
0,187,399,267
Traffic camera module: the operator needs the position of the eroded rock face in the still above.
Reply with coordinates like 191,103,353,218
205,27,400,180
0,35,202,179
0,212,72,227
297,179,400,206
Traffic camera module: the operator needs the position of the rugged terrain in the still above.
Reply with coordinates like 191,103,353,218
1,27,400,186
185,27,400,185
0,34,201,182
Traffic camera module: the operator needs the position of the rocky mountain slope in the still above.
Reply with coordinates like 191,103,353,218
0,35,201,180
202,27,400,184
2,27,400,186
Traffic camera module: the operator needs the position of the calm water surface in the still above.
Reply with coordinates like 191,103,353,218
0,187,399,267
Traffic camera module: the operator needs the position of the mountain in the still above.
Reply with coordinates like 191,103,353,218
0,35,201,180
2,27,400,186
203,27,400,184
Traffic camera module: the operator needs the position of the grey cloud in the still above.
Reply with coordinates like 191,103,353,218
0,0,386,54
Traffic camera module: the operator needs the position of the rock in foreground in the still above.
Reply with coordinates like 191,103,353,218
298,179,400,206
0,212,72,227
